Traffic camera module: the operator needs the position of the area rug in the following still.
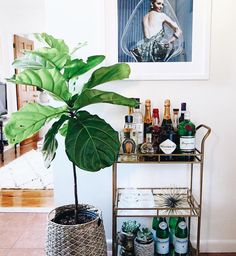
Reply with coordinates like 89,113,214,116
0,150,53,189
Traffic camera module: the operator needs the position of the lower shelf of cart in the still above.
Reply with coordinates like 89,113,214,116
115,187,200,217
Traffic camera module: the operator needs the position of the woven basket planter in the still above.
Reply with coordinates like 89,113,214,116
134,238,154,256
46,204,107,256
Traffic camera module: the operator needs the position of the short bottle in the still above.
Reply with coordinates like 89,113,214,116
174,217,188,256
131,98,144,146
159,99,179,161
143,99,152,141
156,217,170,256
140,133,154,161
178,112,196,161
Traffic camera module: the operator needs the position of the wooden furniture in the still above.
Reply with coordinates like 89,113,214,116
112,124,211,256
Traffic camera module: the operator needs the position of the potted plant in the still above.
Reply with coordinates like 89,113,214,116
4,33,137,256
118,220,140,256
134,227,154,256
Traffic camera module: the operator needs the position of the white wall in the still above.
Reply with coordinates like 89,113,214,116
0,0,46,113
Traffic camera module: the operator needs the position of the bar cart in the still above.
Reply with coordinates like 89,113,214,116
112,125,211,256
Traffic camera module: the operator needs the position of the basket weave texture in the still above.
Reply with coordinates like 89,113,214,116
46,204,107,256
134,238,154,256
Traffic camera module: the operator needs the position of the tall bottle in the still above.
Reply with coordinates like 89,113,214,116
151,108,161,155
120,115,137,161
179,103,186,124
172,108,179,132
169,217,178,255
178,112,196,161
143,99,152,141
159,99,178,161
156,217,170,256
131,98,144,146
174,217,188,256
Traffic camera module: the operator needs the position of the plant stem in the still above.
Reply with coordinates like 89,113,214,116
72,162,79,224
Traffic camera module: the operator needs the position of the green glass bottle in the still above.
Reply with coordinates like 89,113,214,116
178,112,196,161
174,217,188,256
169,217,178,255
156,217,170,256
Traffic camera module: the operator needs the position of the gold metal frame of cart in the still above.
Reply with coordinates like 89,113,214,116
112,124,211,256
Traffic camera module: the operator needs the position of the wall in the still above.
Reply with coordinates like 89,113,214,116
0,0,46,113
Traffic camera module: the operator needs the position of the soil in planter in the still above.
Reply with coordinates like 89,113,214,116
52,209,97,225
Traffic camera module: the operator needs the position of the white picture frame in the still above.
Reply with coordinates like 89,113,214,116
105,0,212,80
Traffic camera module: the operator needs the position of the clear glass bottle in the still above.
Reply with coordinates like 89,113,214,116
178,112,196,161
131,98,144,146
143,99,152,141
174,217,188,256
120,115,137,161
156,217,170,256
140,133,154,161
159,99,178,161
179,103,186,124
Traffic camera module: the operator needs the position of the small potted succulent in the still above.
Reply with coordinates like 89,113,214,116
4,33,138,256
134,227,154,256
118,220,141,256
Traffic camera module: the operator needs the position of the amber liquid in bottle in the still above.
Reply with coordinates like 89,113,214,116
143,99,152,141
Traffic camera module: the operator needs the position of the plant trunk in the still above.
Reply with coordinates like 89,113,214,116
72,162,79,224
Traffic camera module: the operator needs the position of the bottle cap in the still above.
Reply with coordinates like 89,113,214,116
181,103,186,111
125,115,133,123
145,99,151,107
173,108,179,112
164,99,170,107
152,108,159,118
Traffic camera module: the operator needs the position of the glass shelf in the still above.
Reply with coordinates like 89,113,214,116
115,187,200,217
117,148,202,164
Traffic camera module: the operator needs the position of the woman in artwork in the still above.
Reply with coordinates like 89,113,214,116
130,0,182,62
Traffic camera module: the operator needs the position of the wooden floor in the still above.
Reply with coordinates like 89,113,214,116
0,142,54,208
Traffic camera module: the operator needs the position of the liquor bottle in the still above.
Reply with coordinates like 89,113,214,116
174,217,188,256
172,108,179,132
169,217,178,255
128,106,134,115
178,112,196,161
143,99,152,141
120,115,137,161
179,103,186,124
131,98,144,146
140,133,154,161
156,217,170,256
151,108,162,155
159,99,178,161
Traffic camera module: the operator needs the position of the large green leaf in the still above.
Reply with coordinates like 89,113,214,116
63,55,105,80
7,68,72,103
83,63,130,90
73,89,138,110
4,103,67,144
42,115,69,168
13,52,54,70
65,111,120,172
34,33,69,54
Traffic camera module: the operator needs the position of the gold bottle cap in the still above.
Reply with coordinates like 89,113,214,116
164,99,170,106
145,99,151,106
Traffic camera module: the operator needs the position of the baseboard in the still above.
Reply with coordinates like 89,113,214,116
106,239,236,253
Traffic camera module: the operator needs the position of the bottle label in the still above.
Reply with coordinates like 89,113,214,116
159,222,168,229
135,123,144,144
156,237,169,254
178,221,187,229
180,136,195,151
159,139,176,154
175,237,188,253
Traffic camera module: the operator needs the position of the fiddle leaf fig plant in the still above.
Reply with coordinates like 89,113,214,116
4,33,137,224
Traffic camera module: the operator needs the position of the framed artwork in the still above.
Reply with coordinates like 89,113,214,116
105,0,212,80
